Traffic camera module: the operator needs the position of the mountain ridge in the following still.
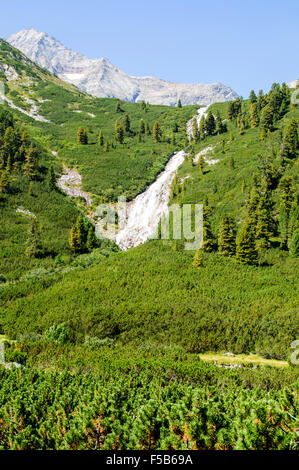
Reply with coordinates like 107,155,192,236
7,29,239,106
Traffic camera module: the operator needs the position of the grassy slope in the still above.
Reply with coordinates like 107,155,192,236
0,38,298,362
0,38,196,205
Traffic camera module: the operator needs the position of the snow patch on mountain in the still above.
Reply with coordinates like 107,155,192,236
7,29,239,106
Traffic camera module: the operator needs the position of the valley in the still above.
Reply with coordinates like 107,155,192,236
0,36,298,451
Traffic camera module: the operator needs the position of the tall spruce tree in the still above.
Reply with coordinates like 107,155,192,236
250,102,259,128
25,220,43,258
289,229,299,258
153,121,161,143
255,196,273,249
236,219,258,265
24,146,39,181
47,166,56,191
218,216,236,256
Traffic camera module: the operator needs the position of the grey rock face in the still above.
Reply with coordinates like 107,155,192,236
7,29,239,106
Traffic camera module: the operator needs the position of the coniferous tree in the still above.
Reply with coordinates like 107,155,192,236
140,100,146,111
193,249,203,267
250,102,259,128
203,206,216,252
197,155,204,174
123,114,131,134
289,229,299,258
177,99,182,108
199,115,206,138
236,219,258,265
24,146,39,181
282,118,298,159
115,122,124,144
86,226,98,252
77,127,87,145
69,226,82,253
47,166,56,191
139,120,145,135
260,105,274,132
278,176,295,212
255,196,273,249
104,142,109,152
115,102,122,113
145,121,151,135
205,111,216,135
218,216,236,256
98,130,104,146
215,110,224,134
257,90,265,111
153,121,161,143
249,90,257,103
25,220,43,258
279,202,289,249
0,170,10,193
192,118,198,142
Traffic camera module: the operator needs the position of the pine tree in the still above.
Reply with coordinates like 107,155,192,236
0,170,10,193
257,90,265,111
193,249,203,267
153,121,161,143
199,115,206,138
203,206,216,252
260,105,274,132
218,216,236,256
282,118,298,159
69,226,82,253
139,120,145,134
250,102,259,128
255,196,273,249
47,166,56,191
145,121,151,136
86,226,98,252
226,102,235,121
278,176,295,212
24,146,39,181
279,202,289,249
197,155,204,174
123,114,131,134
115,102,122,113
115,124,124,144
140,100,146,111
289,229,299,258
192,118,198,142
236,219,258,265
215,110,224,134
205,111,216,135
77,127,87,145
25,220,43,258
98,130,104,146
249,90,257,103
177,99,182,108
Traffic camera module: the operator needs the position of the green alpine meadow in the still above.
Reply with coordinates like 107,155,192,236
0,3,298,453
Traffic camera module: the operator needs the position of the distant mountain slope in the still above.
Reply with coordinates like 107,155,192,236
7,29,239,106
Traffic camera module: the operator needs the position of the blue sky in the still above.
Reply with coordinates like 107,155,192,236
1,0,298,97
